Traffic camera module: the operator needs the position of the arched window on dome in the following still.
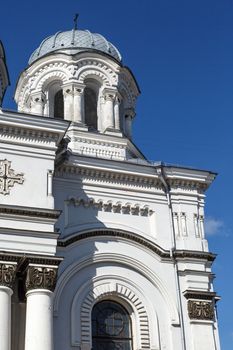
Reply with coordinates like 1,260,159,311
92,300,133,350
44,80,64,119
84,86,98,130
54,89,64,119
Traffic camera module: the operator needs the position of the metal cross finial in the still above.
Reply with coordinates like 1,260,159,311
74,13,79,30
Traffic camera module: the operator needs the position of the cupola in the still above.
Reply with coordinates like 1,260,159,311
14,26,143,160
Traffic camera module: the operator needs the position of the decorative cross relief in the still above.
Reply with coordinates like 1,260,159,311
0,159,24,195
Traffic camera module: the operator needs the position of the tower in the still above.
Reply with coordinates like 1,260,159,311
0,25,220,350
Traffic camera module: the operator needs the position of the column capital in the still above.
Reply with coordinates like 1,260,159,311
184,290,218,321
73,83,86,96
62,84,73,98
102,88,117,101
25,265,58,292
30,91,46,105
0,262,17,289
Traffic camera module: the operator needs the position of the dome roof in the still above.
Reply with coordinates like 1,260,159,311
29,29,122,64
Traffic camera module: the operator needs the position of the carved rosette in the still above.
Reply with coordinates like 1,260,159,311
188,300,215,321
0,263,16,289
26,266,58,292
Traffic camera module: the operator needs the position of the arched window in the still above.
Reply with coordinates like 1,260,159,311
92,300,133,350
84,87,98,130
54,89,64,119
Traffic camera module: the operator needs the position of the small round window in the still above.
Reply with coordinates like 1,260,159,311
92,300,133,350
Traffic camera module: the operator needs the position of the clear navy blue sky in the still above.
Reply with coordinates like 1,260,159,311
1,0,232,348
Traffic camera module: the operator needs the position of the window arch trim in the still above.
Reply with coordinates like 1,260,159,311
71,279,151,349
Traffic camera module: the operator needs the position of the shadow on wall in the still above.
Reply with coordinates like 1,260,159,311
53,179,157,350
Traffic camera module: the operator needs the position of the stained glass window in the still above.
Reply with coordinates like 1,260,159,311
92,300,133,350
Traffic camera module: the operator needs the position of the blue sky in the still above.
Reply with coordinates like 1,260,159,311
1,0,232,348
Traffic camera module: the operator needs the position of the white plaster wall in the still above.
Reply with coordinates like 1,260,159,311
53,177,174,250
0,149,55,209
54,237,182,350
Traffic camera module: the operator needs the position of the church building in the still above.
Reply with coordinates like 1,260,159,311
0,24,221,350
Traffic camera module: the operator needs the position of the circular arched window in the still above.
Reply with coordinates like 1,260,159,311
92,300,133,350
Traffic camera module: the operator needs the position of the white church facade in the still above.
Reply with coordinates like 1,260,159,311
0,26,220,350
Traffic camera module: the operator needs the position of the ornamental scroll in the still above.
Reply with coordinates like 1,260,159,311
188,300,214,321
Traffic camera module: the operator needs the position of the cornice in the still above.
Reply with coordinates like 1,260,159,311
0,252,62,267
55,163,162,190
0,204,61,222
0,124,60,145
58,229,216,263
183,290,218,301
0,110,69,146
174,250,216,262
168,179,209,192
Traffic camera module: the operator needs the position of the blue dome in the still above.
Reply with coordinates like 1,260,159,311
29,29,122,64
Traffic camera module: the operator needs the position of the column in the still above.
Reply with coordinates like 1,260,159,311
104,92,115,130
73,84,85,124
114,96,121,130
30,92,46,115
24,265,58,350
62,85,73,121
0,262,16,350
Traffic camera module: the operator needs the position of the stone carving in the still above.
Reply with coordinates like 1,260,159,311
0,263,16,288
188,300,214,320
0,159,24,195
26,266,57,292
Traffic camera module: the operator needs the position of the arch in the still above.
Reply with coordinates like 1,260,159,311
54,251,180,327
71,278,151,349
78,68,112,87
38,70,68,91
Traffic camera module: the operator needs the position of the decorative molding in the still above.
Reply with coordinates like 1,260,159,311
194,214,205,238
168,179,208,192
55,164,162,190
0,253,62,267
0,263,16,288
183,290,217,301
0,204,61,221
58,229,216,262
75,59,117,85
79,281,150,348
187,300,215,321
0,159,24,195
66,197,153,217
0,125,60,145
55,163,212,194
174,250,216,262
26,266,58,292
